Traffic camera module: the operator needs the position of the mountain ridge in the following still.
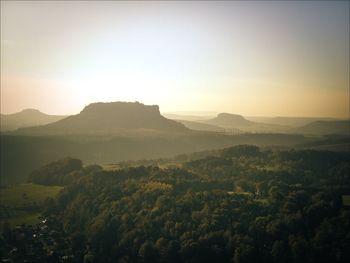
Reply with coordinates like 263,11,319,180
12,102,189,136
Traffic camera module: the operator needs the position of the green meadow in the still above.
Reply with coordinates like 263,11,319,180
342,195,350,206
0,183,63,227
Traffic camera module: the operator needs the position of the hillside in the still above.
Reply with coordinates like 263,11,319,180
204,113,288,133
175,120,228,133
294,120,350,135
298,135,350,152
13,102,189,136
0,109,67,131
246,116,339,127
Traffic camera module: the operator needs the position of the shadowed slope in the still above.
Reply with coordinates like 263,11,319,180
176,120,229,133
294,120,350,135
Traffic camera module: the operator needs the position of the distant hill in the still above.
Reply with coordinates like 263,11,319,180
246,116,339,127
203,113,288,133
206,113,254,127
13,102,189,136
175,120,229,133
293,120,350,135
0,109,67,131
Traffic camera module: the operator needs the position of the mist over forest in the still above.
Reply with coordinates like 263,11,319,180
1,102,349,185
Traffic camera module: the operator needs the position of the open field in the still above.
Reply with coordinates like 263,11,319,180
0,183,63,207
0,183,63,227
342,195,350,206
1,212,41,227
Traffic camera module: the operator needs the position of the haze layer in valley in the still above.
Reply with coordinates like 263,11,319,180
1,101,349,185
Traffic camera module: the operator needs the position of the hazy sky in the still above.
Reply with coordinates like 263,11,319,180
1,1,349,117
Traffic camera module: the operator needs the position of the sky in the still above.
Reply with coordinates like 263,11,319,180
1,1,349,118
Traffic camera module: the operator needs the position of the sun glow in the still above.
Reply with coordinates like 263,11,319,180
1,1,349,117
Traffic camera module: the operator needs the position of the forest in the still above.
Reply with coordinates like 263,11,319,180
1,145,349,263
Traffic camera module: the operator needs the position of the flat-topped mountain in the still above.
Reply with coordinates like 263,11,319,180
205,113,255,128
0,109,67,131
14,102,189,135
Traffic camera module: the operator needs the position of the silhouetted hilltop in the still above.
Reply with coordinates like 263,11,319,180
206,113,254,127
203,113,289,133
14,102,189,135
0,109,67,131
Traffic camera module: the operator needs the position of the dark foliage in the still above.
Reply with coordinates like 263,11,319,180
28,157,86,186
1,145,350,262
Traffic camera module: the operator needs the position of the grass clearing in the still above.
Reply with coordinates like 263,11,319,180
0,183,63,207
342,195,350,206
0,183,63,227
2,213,41,227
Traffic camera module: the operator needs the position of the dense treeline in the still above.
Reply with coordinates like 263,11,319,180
27,157,102,186
1,145,350,262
